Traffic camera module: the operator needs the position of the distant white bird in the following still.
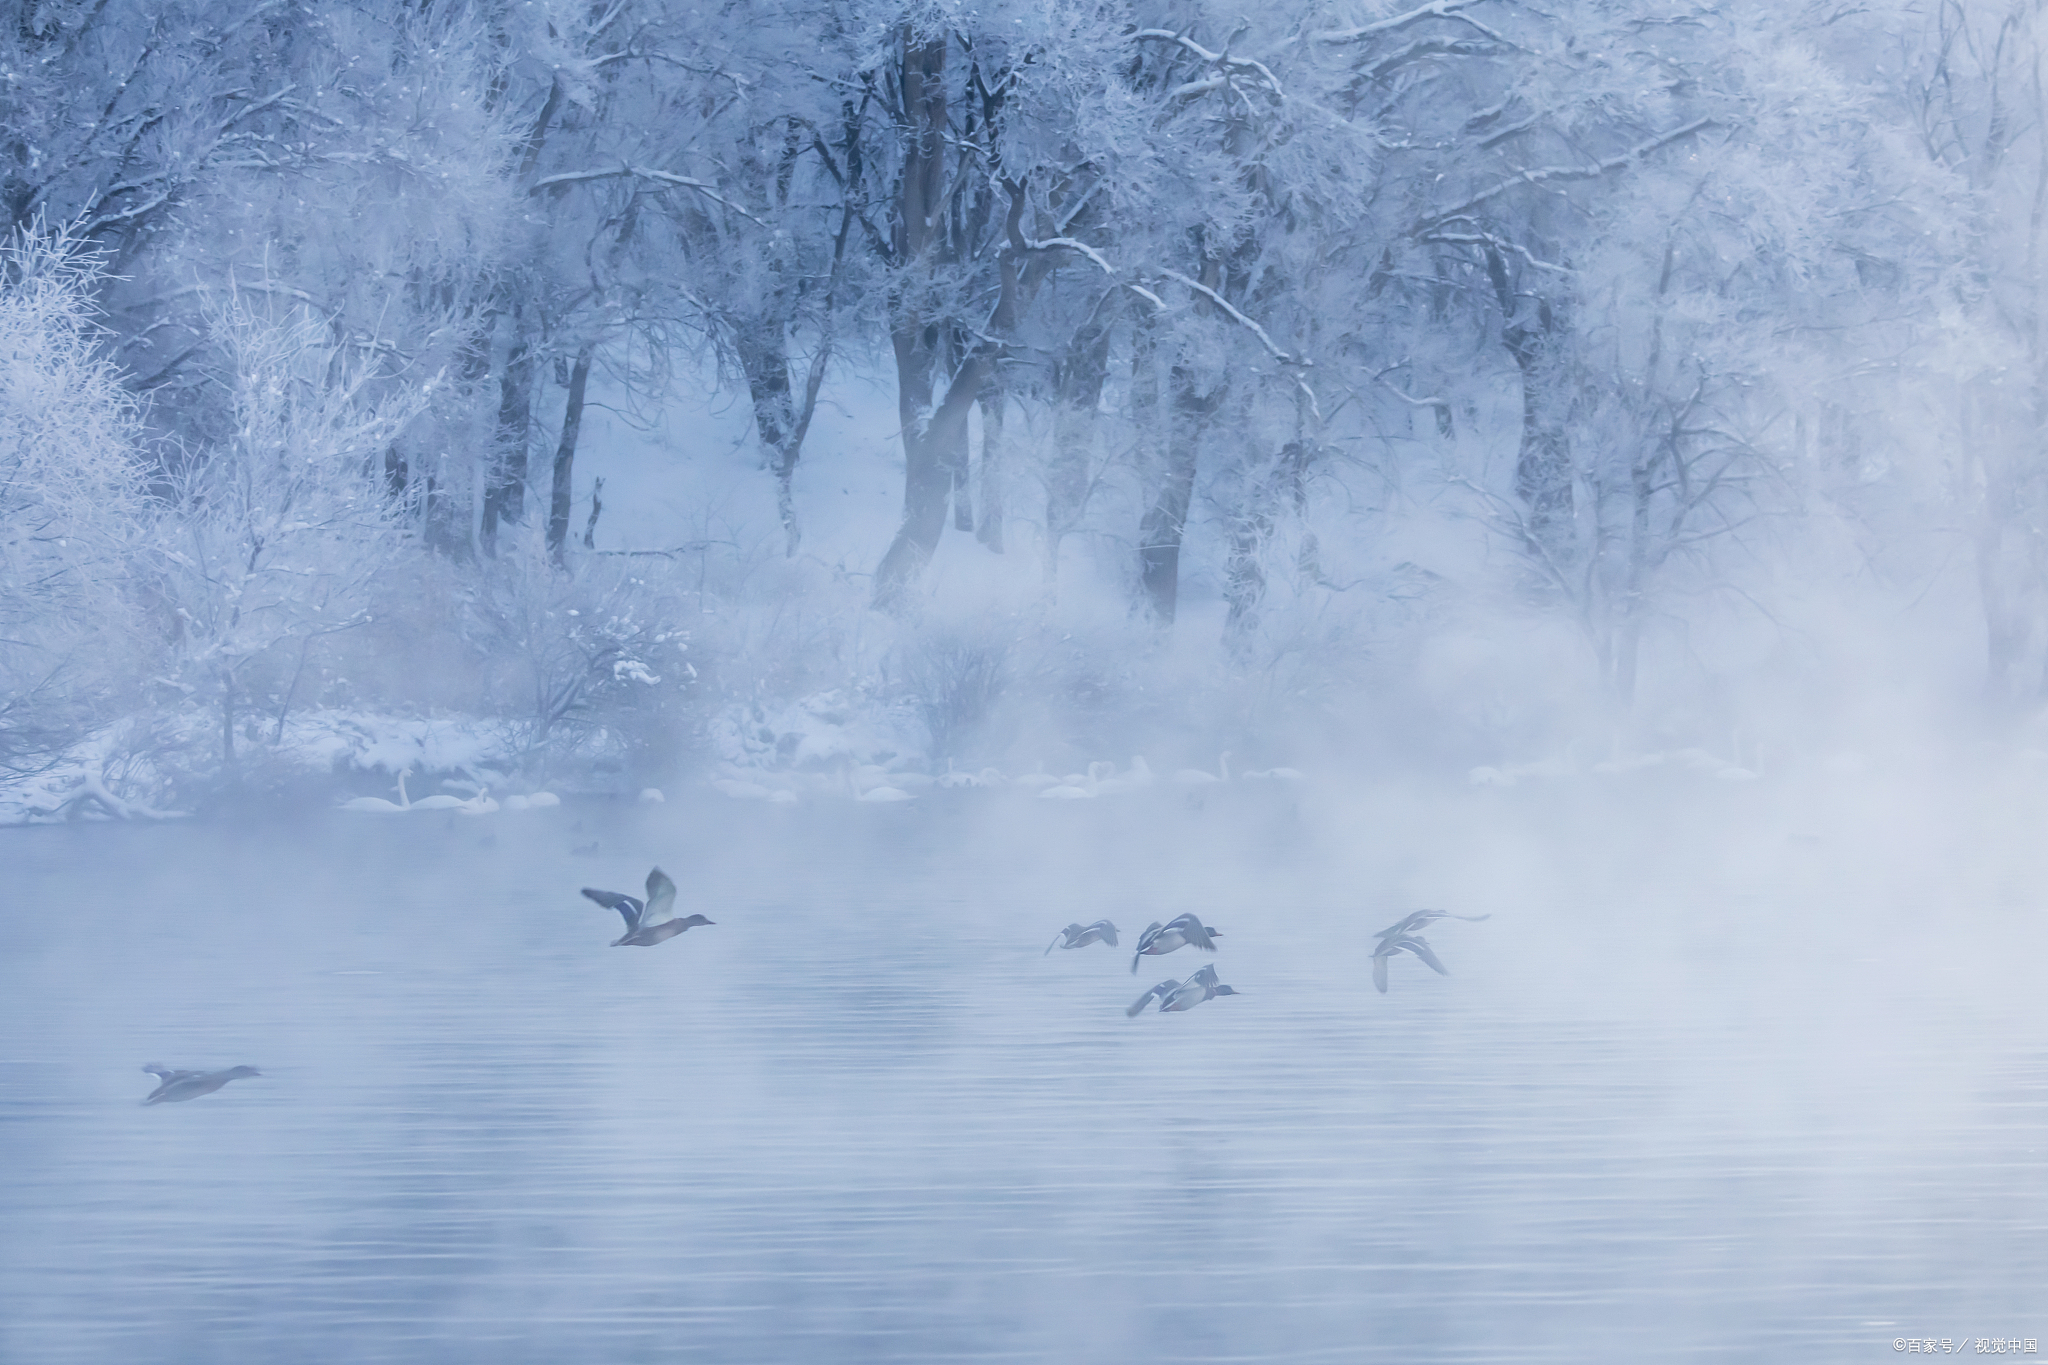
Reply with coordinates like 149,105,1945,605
1039,779,1095,799
1045,919,1119,954
406,785,470,811
1130,912,1223,973
455,789,498,816
1174,751,1232,785
1241,765,1304,781
526,791,561,808
1128,964,1239,1016
339,771,411,813
858,785,915,802
1090,756,1155,795
1015,767,1061,790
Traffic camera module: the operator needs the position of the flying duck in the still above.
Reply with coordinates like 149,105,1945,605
1127,964,1239,1016
1045,919,1119,955
581,866,713,947
1130,912,1222,973
1371,932,1450,994
1373,908,1491,942
141,1064,261,1105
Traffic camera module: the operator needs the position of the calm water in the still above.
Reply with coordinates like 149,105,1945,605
2,773,2043,1362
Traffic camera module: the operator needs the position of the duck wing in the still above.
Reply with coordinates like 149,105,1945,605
1168,912,1219,951
640,867,679,928
1091,920,1119,946
1131,922,1164,973
1402,935,1451,976
581,888,645,932
1045,924,1083,955
1374,910,1432,941
1127,980,1178,1017
1372,949,1390,994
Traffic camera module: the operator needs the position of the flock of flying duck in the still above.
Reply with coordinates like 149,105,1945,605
137,868,1488,1102
1047,905,1491,1016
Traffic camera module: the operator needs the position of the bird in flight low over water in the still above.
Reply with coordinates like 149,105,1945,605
1130,912,1223,973
1128,964,1240,1016
1370,908,1488,993
141,1064,261,1105
1045,920,1119,955
581,867,714,947
1372,908,1491,943
1371,933,1449,994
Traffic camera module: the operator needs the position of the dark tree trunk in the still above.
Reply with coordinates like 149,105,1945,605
547,347,591,566
871,32,1047,607
583,475,605,549
1223,438,1312,639
735,322,804,556
1484,246,1573,551
1044,321,1111,583
975,373,1006,553
874,343,992,607
481,322,536,557
1138,364,1223,623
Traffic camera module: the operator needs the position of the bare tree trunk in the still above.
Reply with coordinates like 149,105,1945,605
583,475,604,549
875,344,991,607
481,318,536,557
546,347,591,567
976,372,1006,552
1224,437,1312,640
735,322,804,556
1045,322,1111,584
1138,363,1222,623
1485,246,1574,551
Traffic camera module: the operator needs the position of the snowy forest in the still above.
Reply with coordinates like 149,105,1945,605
4,0,2046,812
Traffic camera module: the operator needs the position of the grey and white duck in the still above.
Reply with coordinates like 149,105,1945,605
1130,912,1222,973
141,1064,261,1105
581,867,713,947
1372,908,1490,943
1127,964,1240,1016
1045,919,1119,955
1371,932,1450,994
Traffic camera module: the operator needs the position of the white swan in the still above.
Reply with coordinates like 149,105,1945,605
1174,751,1231,785
339,771,411,813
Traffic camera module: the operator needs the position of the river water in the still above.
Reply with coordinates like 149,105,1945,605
2,770,2043,1362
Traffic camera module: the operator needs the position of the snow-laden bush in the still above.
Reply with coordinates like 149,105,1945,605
0,225,147,775
459,534,698,778
148,302,429,780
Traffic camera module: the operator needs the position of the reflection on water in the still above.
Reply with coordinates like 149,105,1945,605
2,782,2043,1362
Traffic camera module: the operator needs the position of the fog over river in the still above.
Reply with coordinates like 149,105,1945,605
3,769,2043,1363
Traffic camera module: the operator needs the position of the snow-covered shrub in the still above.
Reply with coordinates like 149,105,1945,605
0,225,147,775
706,688,927,778
459,535,698,778
147,303,429,780
890,627,1009,766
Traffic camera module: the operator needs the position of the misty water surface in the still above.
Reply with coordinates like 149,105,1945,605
3,771,2044,1362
